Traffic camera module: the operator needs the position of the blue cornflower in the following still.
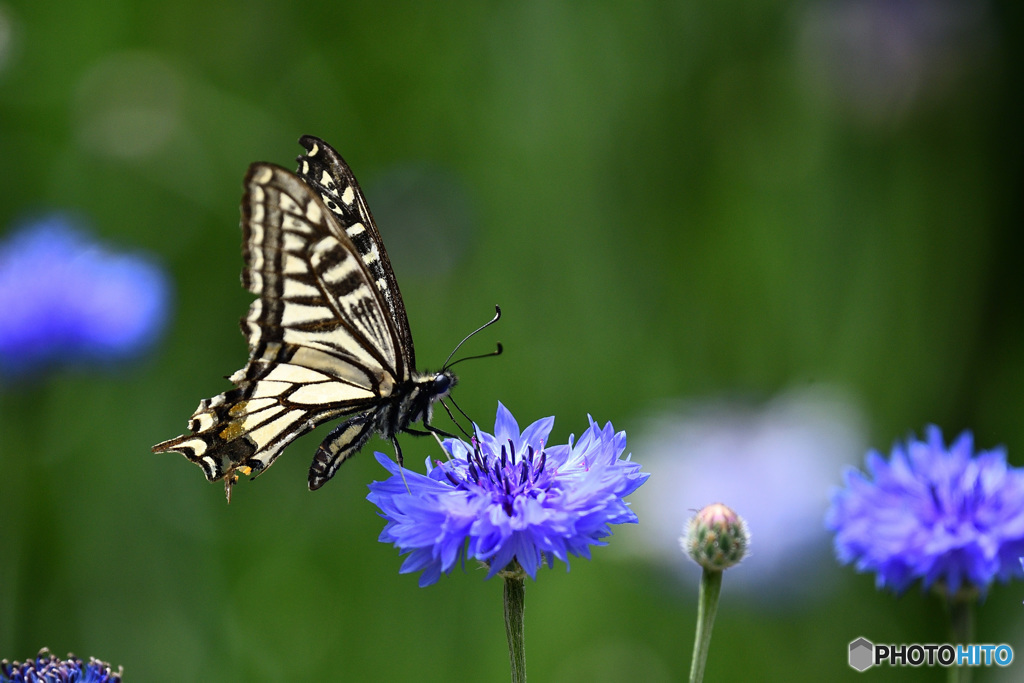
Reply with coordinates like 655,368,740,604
0,214,170,376
826,425,1024,595
1,648,122,682
367,403,649,586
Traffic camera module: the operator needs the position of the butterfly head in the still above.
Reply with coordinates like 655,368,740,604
401,368,458,432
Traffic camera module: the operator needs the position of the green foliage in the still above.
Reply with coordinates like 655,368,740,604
1,1,1020,680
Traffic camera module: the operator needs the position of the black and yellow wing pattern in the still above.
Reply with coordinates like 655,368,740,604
153,136,455,498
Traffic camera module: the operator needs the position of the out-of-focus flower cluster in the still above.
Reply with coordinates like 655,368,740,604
0,214,170,377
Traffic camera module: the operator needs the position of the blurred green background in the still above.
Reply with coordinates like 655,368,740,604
1,1,1022,680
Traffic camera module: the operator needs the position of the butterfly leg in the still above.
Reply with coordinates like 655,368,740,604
309,412,375,490
404,426,456,439
391,435,405,469
405,424,460,440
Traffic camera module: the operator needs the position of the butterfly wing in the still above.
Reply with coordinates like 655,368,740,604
295,135,415,370
153,162,405,494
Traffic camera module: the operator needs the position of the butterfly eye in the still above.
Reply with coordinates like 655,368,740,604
432,372,453,396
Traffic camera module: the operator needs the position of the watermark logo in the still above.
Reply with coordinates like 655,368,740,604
849,638,873,672
848,637,1014,671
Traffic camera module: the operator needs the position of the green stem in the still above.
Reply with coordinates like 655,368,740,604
502,567,526,683
946,595,974,683
689,569,723,683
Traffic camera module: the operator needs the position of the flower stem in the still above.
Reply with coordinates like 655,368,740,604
946,595,974,683
689,568,723,683
502,566,527,683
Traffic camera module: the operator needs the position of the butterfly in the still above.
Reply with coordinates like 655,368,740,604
153,136,494,500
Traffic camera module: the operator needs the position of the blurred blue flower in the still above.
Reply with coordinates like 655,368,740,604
628,389,865,604
367,403,649,586
0,215,170,376
1,648,122,682
826,426,1024,595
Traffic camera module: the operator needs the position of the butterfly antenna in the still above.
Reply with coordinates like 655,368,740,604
445,342,503,370
442,305,502,370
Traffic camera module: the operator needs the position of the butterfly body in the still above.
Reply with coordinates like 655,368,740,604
153,136,455,496
308,368,455,489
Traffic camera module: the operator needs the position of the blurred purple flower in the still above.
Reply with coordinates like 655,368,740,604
798,0,992,123
367,403,649,587
827,426,1024,595
1,648,122,683
628,389,865,603
0,214,170,375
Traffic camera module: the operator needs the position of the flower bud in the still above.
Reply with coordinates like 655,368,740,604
683,503,750,571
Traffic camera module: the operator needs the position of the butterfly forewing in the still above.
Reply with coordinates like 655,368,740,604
295,135,415,370
241,164,400,374
152,145,443,496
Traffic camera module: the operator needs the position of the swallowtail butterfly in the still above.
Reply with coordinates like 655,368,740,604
153,136,482,499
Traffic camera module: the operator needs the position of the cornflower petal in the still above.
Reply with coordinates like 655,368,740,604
368,403,649,585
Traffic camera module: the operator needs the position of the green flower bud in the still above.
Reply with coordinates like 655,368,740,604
683,503,750,571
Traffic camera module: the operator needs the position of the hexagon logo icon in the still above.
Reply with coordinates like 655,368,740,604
849,637,874,671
